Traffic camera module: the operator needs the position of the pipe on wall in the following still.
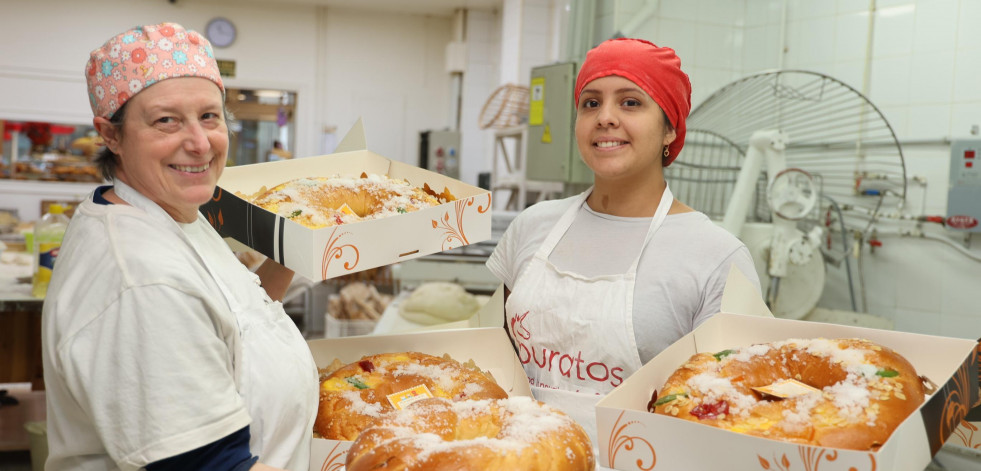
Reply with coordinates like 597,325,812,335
564,0,596,64
448,8,467,132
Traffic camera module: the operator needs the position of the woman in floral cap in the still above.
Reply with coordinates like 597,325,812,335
42,23,317,471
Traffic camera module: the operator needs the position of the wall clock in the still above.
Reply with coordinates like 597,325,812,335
205,17,236,48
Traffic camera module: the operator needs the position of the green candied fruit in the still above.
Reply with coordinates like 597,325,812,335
345,376,369,389
653,392,688,406
289,209,302,218
876,369,899,378
713,349,735,361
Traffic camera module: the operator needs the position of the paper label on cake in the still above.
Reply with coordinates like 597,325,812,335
335,203,357,216
752,379,821,399
387,384,434,410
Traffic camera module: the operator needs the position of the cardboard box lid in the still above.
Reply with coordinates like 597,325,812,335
720,265,772,318
333,117,367,153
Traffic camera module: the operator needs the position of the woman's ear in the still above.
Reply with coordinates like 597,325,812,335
663,128,677,148
93,117,121,154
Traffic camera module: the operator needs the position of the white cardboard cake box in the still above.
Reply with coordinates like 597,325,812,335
305,286,530,471
201,120,492,281
596,267,980,471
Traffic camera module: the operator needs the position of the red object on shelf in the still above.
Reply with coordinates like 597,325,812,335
923,216,946,225
49,125,76,134
23,122,53,147
3,122,23,132
868,239,883,248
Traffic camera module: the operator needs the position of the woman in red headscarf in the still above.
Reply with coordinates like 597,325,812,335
486,38,761,444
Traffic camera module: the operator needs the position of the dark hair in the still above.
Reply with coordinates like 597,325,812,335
94,103,235,182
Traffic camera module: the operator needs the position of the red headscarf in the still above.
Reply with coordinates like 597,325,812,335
574,38,692,166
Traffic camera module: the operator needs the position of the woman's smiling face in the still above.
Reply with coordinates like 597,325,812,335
575,75,675,183
109,77,228,222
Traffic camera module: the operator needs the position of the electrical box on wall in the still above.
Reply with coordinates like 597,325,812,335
418,130,460,180
946,139,981,232
525,62,592,184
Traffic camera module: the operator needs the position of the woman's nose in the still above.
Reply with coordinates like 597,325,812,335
597,103,618,127
183,121,211,153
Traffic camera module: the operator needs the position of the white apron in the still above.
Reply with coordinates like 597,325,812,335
114,181,318,470
505,184,673,449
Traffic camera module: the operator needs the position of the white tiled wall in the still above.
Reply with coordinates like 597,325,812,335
461,8,502,190
912,0,958,54
599,0,981,338
832,11,870,65
518,1,554,92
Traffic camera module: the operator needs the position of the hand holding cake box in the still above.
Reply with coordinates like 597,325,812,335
649,337,928,451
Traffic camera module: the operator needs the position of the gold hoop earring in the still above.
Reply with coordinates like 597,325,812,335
662,146,670,158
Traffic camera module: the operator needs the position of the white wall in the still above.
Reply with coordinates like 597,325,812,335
463,8,504,188
0,0,477,170
0,0,508,218
321,8,455,165
613,0,981,339
0,0,322,155
471,0,569,200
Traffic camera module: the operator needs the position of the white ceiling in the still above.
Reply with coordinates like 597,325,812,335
216,0,502,17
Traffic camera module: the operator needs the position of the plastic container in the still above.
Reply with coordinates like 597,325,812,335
24,231,35,254
32,204,70,298
325,312,377,338
24,421,48,471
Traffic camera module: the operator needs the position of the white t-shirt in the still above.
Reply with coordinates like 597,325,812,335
41,193,315,471
487,196,762,363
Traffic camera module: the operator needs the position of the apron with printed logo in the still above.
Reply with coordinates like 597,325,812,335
505,184,673,448
115,181,318,470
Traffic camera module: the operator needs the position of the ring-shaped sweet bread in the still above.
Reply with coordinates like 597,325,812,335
650,338,925,450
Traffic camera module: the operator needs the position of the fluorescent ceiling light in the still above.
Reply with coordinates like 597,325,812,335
253,90,285,98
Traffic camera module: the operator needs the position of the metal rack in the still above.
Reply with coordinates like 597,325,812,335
670,69,907,231
490,125,563,211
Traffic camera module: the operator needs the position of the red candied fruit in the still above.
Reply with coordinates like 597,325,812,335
690,400,729,420
358,360,375,372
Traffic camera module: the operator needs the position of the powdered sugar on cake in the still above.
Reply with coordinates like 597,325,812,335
686,339,892,423
249,174,446,229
